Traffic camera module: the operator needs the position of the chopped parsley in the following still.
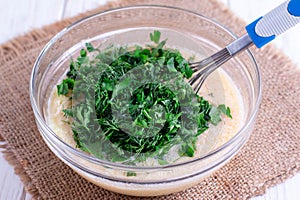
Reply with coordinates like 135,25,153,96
56,31,231,165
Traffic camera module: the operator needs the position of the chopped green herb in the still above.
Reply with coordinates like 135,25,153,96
62,109,73,117
56,31,232,165
150,30,161,44
126,171,137,176
180,143,195,157
158,159,169,165
218,104,232,118
209,104,232,125
57,78,74,96
86,42,95,52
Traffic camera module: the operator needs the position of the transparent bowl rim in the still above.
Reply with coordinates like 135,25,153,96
30,5,262,170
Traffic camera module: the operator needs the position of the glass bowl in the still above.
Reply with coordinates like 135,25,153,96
30,5,261,196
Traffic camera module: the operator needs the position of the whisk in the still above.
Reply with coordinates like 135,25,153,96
189,0,300,93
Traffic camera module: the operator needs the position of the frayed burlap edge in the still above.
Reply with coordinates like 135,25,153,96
0,141,40,199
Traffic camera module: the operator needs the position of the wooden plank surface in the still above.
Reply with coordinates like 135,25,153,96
0,0,299,199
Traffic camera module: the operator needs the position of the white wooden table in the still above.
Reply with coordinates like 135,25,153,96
1,0,299,199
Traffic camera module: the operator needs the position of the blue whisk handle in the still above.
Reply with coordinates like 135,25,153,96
246,0,300,48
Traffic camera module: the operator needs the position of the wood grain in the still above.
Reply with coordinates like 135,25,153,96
0,0,299,199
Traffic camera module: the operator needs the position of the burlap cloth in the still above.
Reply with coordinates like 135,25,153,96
0,0,299,199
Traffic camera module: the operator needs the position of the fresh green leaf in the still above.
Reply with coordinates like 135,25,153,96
166,57,177,72
57,82,69,96
156,40,166,49
150,30,161,44
86,42,95,52
180,143,195,157
209,104,232,125
57,78,75,96
80,49,87,57
218,104,232,118
209,106,222,125
184,65,193,78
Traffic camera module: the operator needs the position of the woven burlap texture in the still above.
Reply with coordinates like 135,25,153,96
0,0,299,199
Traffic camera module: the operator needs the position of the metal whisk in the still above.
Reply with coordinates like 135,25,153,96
188,35,253,93
188,0,300,93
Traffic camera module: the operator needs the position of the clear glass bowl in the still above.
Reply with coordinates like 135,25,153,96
30,5,261,196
